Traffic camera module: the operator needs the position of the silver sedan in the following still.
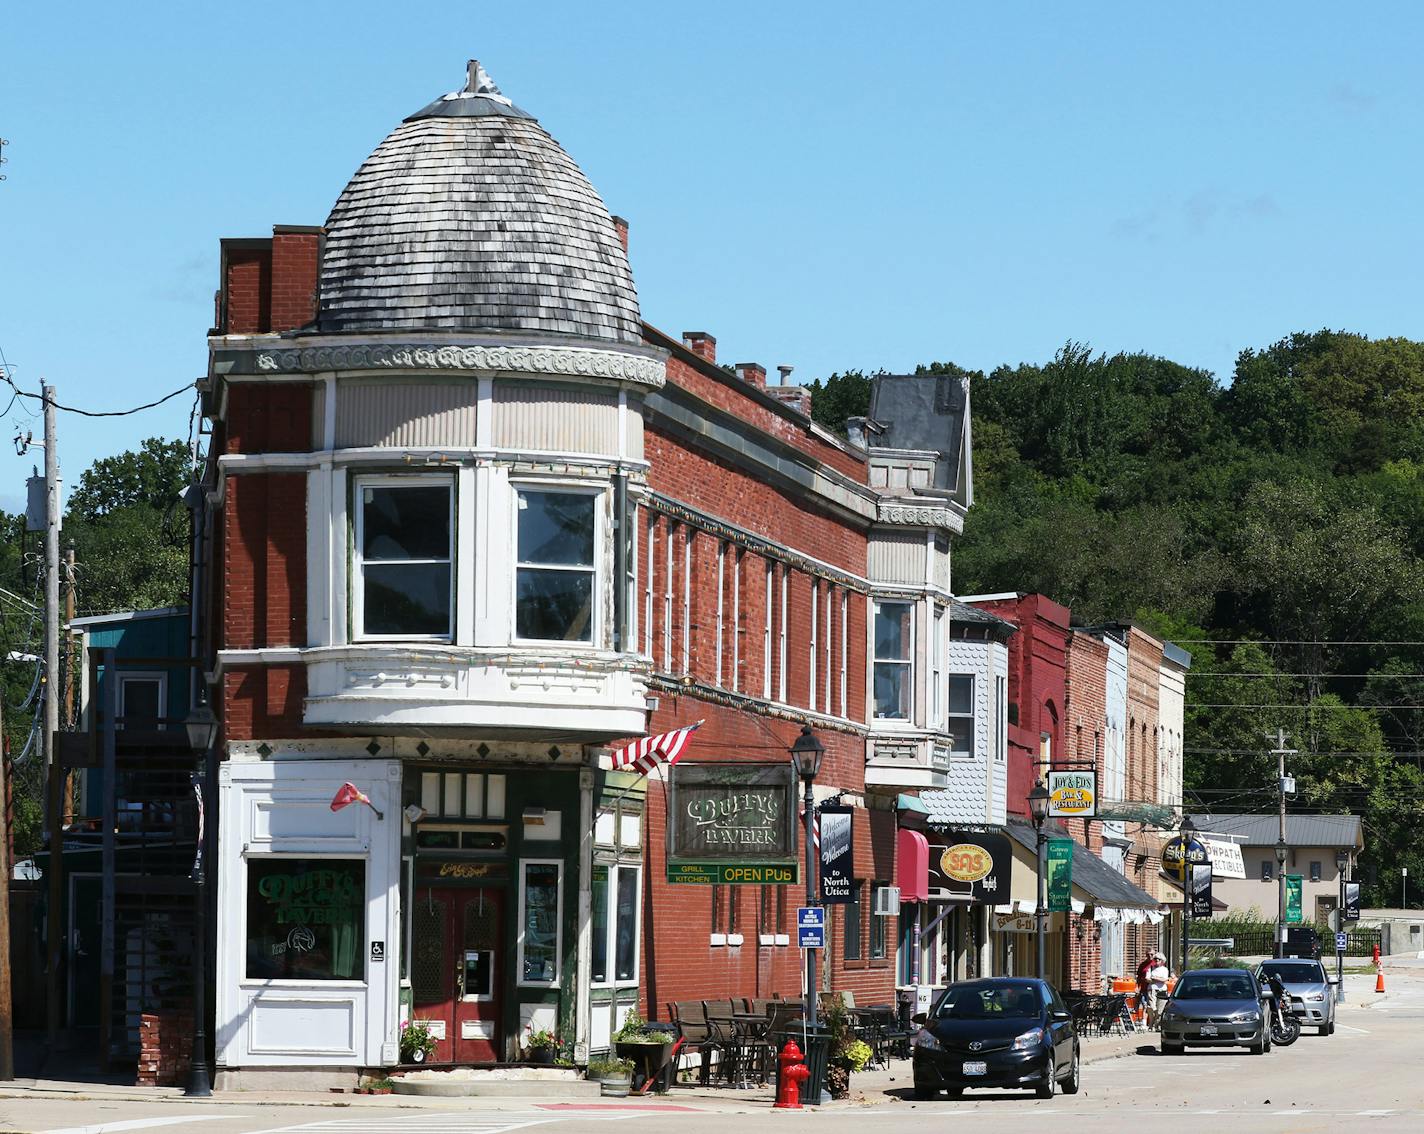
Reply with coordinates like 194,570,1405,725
1159,968,1271,1055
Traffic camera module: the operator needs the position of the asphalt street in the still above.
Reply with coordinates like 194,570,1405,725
2,965,1420,1134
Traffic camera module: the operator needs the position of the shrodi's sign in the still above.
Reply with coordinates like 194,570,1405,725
667,763,797,880
1162,833,1209,884
927,831,1010,901
1047,770,1097,818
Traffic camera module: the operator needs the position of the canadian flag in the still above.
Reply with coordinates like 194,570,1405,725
330,782,382,819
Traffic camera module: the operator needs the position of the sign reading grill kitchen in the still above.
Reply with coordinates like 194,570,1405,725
667,764,797,880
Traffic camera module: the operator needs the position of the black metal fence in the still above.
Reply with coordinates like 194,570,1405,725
1201,925,1381,959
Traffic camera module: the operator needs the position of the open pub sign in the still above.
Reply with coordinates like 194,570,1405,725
666,763,797,882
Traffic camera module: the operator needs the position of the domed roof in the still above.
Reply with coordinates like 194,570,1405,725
319,61,641,343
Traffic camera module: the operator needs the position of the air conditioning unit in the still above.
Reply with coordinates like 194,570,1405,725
873,886,901,916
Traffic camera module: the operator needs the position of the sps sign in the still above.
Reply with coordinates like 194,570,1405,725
927,832,1010,902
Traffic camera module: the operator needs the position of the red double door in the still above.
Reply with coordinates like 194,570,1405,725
411,886,503,1062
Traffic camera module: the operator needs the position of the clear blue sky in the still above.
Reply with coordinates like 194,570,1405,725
2,1,1422,501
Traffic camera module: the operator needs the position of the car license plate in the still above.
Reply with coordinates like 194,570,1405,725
962,1060,988,1076
1199,1025,1218,1036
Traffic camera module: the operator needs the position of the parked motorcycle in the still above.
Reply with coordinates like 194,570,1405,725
1263,971,1299,1046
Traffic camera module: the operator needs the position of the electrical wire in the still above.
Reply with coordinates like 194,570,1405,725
1,368,196,418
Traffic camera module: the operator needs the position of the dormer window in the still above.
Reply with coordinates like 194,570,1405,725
353,475,455,640
515,487,599,643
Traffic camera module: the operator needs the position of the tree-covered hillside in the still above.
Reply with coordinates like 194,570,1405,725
810,332,1424,905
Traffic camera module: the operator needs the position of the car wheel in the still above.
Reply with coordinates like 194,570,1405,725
1252,1034,1267,1055
1061,1047,1081,1094
1035,1057,1057,1099
1323,1021,1334,1036
944,1087,963,1099
1161,1041,1184,1056
913,1084,938,1100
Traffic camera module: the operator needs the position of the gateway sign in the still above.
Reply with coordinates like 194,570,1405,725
667,763,797,883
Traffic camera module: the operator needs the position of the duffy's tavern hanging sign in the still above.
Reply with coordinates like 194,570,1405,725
666,763,799,885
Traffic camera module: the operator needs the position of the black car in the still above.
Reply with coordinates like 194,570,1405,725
911,978,1080,1099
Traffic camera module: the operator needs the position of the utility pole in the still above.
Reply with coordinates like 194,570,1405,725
0,697,14,1080
42,384,63,1053
62,544,75,824
1270,729,1297,959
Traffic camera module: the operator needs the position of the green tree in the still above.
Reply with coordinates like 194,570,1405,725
806,371,873,434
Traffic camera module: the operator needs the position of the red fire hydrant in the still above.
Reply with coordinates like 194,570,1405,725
774,1040,811,1109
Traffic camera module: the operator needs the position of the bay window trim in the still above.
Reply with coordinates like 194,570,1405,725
511,481,603,648
351,472,456,643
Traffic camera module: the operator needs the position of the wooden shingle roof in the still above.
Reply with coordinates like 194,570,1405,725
318,62,640,343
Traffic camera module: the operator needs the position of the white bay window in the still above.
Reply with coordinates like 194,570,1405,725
873,601,913,720
515,487,599,643
353,476,454,640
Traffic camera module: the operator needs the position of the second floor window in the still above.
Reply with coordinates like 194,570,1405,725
873,601,913,720
516,489,597,642
948,674,974,757
355,477,453,640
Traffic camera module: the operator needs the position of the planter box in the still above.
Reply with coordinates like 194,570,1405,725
600,1075,632,1098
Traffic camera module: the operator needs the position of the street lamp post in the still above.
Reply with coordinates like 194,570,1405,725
184,705,218,1098
1179,816,1197,973
1274,839,1289,959
1336,848,1350,1005
791,725,825,1028
1028,780,1050,982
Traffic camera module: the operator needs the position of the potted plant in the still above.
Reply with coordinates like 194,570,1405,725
588,1056,634,1096
525,1026,559,1064
827,1038,872,1099
399,1021,437,1065
366,1077,395,1096
612,1012,673,1090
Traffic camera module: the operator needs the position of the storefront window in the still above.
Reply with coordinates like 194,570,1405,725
615,865,638,981
592,865,609,983
519,860,562,984
246,859,366,981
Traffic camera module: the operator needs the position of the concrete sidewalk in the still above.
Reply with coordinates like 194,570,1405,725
0,1031,1152,1114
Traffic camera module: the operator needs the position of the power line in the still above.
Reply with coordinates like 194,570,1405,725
1177,639,1424,646
1,370,195,418
1189,672,1424,679
1191,702,1424,709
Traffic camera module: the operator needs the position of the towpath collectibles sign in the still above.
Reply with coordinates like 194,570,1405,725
927,831,1010,902
667,763,797,882
1047,770,1097,818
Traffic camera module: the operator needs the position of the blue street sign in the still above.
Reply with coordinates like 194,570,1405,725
1336,931,1348,953
797,906,825,948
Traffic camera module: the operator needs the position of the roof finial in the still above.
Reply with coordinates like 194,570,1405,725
465,59,504,98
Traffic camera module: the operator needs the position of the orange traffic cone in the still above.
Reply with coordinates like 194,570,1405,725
1375,966,1386,993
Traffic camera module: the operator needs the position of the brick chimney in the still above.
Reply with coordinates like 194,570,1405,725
682,331,716,364
612,215,629,253
767,386,812,417
270,225,322,331
736,362,767,390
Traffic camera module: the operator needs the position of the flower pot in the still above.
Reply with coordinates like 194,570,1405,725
600,1074,632,1098
528,1046,556,1065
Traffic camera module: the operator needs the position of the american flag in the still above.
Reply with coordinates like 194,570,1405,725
610,720,704,776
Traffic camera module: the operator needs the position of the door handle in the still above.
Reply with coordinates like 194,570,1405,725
456,959,465,1000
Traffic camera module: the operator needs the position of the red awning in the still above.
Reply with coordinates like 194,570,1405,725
896,828,929,902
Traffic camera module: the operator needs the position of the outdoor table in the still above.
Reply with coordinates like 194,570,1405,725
731,1013,772,1086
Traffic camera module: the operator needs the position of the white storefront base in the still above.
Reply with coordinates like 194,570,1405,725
215,757,401,1074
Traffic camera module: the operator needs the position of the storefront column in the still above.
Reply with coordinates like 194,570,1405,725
574,767,594,1061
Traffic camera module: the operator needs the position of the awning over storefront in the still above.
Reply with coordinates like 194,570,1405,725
1002,819,1162,924
896,828,929,902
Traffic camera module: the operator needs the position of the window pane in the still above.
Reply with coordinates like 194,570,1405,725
518,491,595,566
521,863,560,982
363,562,450,635
516,569,593,641
948,675,974,716
120,678,162,725
615,867,638,981
362,485,450,561
874,603,911,660
486,775,506,818
874,662,911,719
844,881,862,961
591,866,609,983
870,885,887,959
246,859,365,981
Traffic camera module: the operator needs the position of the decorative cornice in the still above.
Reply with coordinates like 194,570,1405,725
878,502,962,530
252,342,666,388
